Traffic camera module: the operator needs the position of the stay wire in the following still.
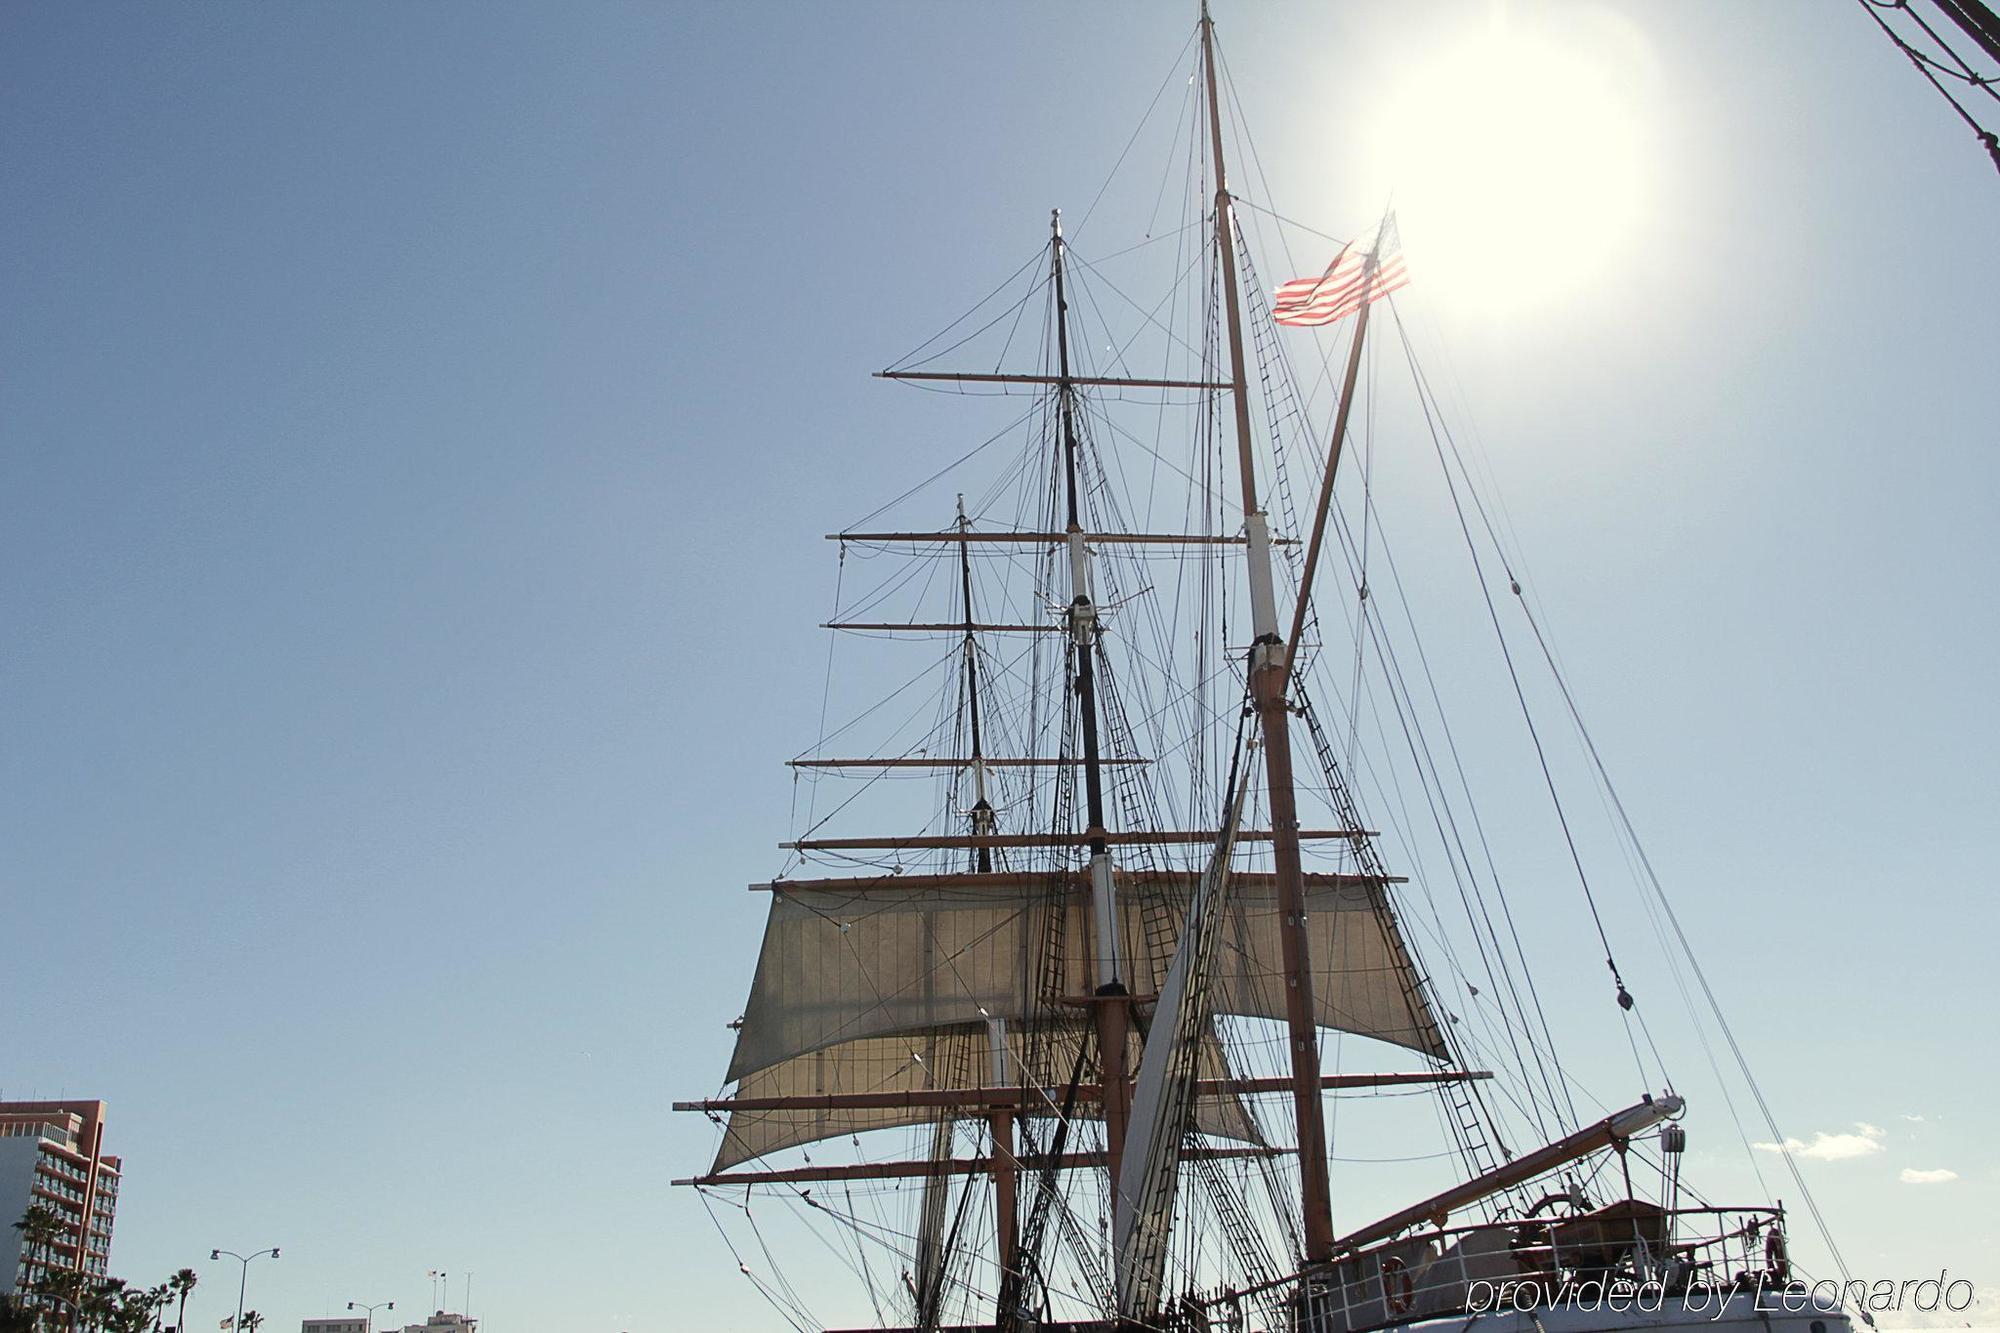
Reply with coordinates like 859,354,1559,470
698,1189,815,1332
1390,307,1685,1097
1387,305,1649,1077
1074,24,1203,239
1854,0,2000,171
888,248,1053,372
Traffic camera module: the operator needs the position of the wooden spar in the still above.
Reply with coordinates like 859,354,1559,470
779,827,1370,852
949,503,1017,1281
821,621,1057,633
751,868,1400,893
1927,0,2000,66
1281,227,1381,679
788,757,1148,769
1051,206,1134,1201
674,1071,1493,1115
878,371,1231,391
830,530,1264,545
676,1144,1281,1189
1329,1095,1685,1255
1201,0,1337,1264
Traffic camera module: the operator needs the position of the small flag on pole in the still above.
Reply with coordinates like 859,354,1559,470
1272,218,1407,326
219,1319,234,1331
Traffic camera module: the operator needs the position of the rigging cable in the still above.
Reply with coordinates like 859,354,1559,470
1387,305,1653,1083
1210,44,1580,1167
791,544,850,878
1230,216,1577,1145
1378,300,1866,1288
697,1189,816,1332
1854,0,2000,174
1073,25,1203,240
889,248,1053,372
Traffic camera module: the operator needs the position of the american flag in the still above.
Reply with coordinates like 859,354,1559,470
1272,222,1407,327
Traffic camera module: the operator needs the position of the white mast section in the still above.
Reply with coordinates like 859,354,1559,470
1049,203,1135,1307
1114,737,1258,1319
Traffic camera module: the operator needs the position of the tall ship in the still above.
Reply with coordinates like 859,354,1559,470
676,9,1860,1331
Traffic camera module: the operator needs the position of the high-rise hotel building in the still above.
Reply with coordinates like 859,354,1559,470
0,1100,122,1296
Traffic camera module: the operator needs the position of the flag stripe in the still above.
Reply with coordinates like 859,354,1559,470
1271,219,1406,326
1272,259,1408,314
1272,270,1409,326
1272,255,1405,303
1273,276,1410,326
1271,237,1407,327
1273,273,1408,325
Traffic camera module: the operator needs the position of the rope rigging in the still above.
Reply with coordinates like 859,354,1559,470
1856,0,2000,175
694,11,1873,1327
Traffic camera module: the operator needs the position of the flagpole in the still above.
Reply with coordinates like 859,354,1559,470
1281,217,1390,677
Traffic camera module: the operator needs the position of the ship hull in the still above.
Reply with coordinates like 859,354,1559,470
828,1292,1856,1333
1358,1293,1853,1333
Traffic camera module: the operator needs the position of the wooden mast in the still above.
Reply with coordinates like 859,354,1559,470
1200,0,1337,1264
1050,208,1133,1188
958,495,998,876
953,495,1022,1300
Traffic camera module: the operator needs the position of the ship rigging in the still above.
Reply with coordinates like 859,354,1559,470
676,9,1858,1332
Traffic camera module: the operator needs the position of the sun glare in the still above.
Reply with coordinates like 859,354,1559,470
1365,19,1649,319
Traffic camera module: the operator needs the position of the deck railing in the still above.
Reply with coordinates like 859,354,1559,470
1186,1203,1795,1333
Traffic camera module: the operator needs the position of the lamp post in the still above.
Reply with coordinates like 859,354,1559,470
348,1299,394,1333
209,1247,279,1333
35,1289,80,1333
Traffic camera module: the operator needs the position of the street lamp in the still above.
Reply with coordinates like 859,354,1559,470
209,1247,279,1333
348,1300,395,1333
33,1288,80,1333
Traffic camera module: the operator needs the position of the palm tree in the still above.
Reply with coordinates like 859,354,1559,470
79,1277,122,1333
134,1281,168,1333
167,1270,195,1333
26,1268,86,1333
109,1282,166,1333
13,1205,79,1333
10,1206,64,1286
0,1292,41,1333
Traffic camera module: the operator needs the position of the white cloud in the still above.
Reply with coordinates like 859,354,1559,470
1898,1167,1958,1185
1898,1113,1925,1123
1753,1122,1886,1161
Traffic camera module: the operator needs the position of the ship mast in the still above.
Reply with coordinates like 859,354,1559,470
958,496,998,876
1200,0,1337,1263
1049,209,1134,1190
952,494,1022,1301
910,497,1006,1329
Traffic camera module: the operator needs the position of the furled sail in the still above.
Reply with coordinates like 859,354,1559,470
711,867,1445,1169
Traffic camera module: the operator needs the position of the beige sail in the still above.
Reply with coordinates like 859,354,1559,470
713,1022,1261,1172
711,869,1445,1169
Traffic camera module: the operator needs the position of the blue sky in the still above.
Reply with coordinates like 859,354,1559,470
3,3,1995,1330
